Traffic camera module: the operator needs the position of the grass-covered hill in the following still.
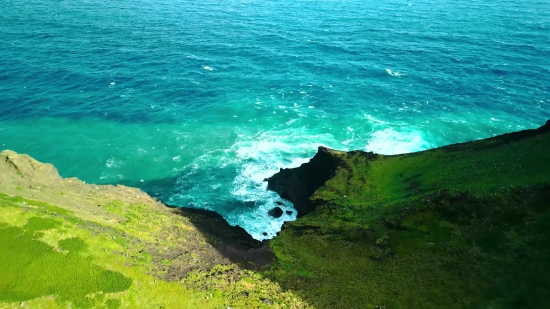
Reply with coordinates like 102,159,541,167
267,120,550,308
1,120,549,308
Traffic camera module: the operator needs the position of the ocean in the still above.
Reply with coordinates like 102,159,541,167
1,0,549,239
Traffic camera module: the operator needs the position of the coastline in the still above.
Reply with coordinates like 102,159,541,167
1,120,549,308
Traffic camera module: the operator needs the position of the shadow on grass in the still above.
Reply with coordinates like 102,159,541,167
119,174,277,271
172,206,275,270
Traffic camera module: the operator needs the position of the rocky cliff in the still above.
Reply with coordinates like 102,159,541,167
267,120,550,218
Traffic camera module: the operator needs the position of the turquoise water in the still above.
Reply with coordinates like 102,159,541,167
1,0,549,239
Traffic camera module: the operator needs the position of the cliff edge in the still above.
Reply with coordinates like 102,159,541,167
0,150,307,308
265,120,550,308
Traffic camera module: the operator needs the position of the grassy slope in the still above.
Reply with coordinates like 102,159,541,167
267,122,550,308
0,193,310,308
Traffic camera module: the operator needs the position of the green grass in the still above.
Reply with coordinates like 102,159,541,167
58,237,88,253
0,192,72,216
24,216,61,231
267,123,550,308
105,299,122,309
0,221,132,308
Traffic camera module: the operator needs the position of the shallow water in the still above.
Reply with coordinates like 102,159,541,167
1,0,549,239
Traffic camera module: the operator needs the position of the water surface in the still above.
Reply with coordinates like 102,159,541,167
1,0,549,239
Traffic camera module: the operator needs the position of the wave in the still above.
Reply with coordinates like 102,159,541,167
365,127,432,155
386,69,404,77
164,114,436,240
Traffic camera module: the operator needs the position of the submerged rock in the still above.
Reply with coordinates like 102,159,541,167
268,207,284,218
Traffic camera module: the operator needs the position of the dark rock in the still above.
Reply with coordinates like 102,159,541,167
174,206,264,249
173,206,277,270
286,210,293,215
268,207,284,218
261,298,274,306
266,121,550,218
266,147,348,216
263,232,268,236
275,201,284,206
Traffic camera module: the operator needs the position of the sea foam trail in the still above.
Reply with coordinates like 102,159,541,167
365,128,432,155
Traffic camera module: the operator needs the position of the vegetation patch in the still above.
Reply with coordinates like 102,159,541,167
58,237,88,253
0,193,72,216
105,298,122,309
0,221,131,307
0,189,309,308
24,216,61,231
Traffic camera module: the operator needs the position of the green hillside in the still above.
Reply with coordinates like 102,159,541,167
267,121,550,308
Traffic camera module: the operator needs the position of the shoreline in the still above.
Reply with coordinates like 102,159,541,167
1,119,550,308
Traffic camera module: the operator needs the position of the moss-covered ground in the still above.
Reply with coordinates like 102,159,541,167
0,223,131,307
267,123,550,308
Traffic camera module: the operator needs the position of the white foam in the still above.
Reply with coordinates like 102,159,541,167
203,66,214,71
169,126,339,240
227,137,316,240
362,114,390,125
386,69,403,77
106,157,124,168
365,128,431,155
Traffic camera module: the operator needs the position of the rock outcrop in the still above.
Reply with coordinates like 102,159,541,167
266,147,342,216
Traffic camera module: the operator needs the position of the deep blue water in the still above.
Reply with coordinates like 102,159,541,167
1,0,549,239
